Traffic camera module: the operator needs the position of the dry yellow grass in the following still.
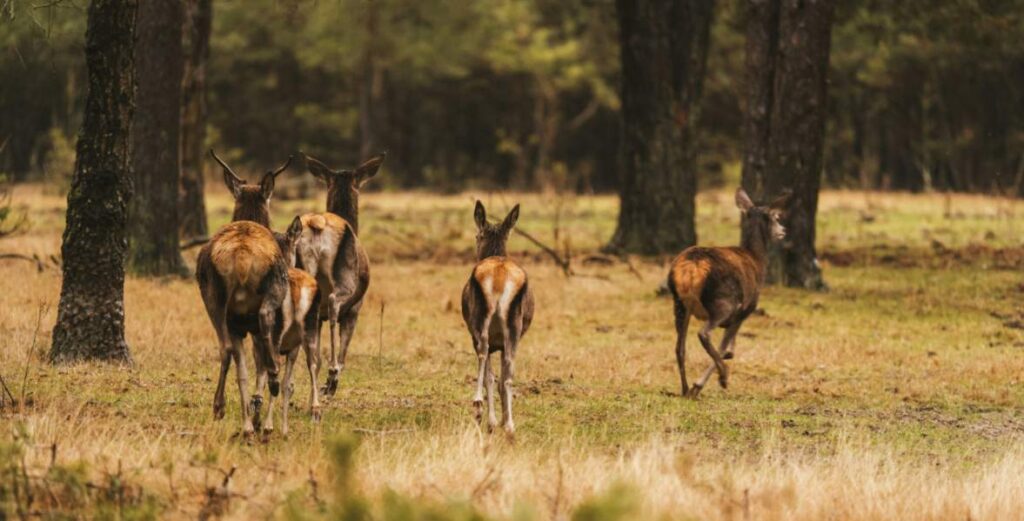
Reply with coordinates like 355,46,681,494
1,183,1023,519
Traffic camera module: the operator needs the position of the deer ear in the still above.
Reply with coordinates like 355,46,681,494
222,171,242,199
735,188,755,212
286,215,303,243
355,152,386,187
303,153,335,183
259,171,276,200
769,189,794,212
501,204,520,232
474,200,487,231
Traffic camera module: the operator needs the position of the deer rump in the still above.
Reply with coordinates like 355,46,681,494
461,257,534,351
196,222,290,337
295,213,369,320
669,247,762,323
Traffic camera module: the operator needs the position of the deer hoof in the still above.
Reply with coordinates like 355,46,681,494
718,375,728,389
261,428,274,443
323,376,339,396
722,351,734,360
687,384,704,399
311,407,322,422
213,402,226,420
269,380,280,397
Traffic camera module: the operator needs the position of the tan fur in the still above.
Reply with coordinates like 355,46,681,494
209,222,279,290
288,268,318,312
671,253,712,320
473,257,527,318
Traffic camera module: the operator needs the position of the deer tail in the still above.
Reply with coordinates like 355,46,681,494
306,214,327,233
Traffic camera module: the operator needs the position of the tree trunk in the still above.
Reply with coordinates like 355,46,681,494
607,0,711,255
129,0,186,276
359,0,385,159
51,0,137,364
741,0,833,290
179,0,211,240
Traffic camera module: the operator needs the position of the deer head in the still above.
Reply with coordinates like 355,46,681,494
735,188,792,256
273,216,304,269
303,152,386,233
210,149,292,227
473,201,520,260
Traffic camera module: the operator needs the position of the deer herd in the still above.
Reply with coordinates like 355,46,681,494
197,150,790,438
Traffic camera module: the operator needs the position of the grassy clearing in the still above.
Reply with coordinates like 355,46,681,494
1,184,1023,519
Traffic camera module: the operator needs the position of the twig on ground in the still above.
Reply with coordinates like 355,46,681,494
0,253,46,272
513,227,573,276
180,236,210,250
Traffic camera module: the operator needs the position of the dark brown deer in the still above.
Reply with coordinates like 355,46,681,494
298,152,385,396
667,188,790,398
461,201,534,434
195,150,293,436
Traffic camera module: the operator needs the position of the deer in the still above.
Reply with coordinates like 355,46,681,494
196,149,294,436
268,217,322,436
297,152,385,397
667,188,791,398
461,201,534,434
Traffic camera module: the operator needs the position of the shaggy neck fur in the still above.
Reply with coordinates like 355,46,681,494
477,233,508,260
327,184,359,234
233,190,270,227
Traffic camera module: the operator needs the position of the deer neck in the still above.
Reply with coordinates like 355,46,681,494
327,186,359,234
477,242,507,261
740,218,770,266
232,206,270,228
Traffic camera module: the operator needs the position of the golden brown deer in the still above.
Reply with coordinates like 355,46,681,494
668,188,791,398
461,201,534,434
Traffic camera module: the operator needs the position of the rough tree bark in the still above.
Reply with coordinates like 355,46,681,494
51,0,138,364
741,0,833,290
607,0,713,255
129,0,186,276
358,0,385,160
179,0,212,240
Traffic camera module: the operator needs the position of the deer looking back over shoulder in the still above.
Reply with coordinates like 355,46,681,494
667,188,791,398
461,201,534,434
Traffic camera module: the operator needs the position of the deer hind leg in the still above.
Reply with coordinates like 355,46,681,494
499,313,519,435
251,336,267,432
690,318,729,398
336,301,362,374
229,334,255,436
673,298,691,397
323,293,341,396
305,325,322,422
213,333,232,420
280,348,299,437
484,354,498,431
258,304,280,397
473,311,493,425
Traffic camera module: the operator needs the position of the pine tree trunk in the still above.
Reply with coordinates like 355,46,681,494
51,0,137,364
129,0,186,276
179,0,211,240
607,0,711,255
741,0,833,290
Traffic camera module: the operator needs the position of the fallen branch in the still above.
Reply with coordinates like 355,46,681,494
513,227,573,276
180,236,210,250
0,253,46,272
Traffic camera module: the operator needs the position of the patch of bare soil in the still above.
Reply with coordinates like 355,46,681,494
820,242,1024,270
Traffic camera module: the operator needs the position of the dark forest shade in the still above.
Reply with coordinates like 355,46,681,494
179,0,213,239
606,0,712,255
741,0,833,290
129,0,187,276
51,0,137,364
